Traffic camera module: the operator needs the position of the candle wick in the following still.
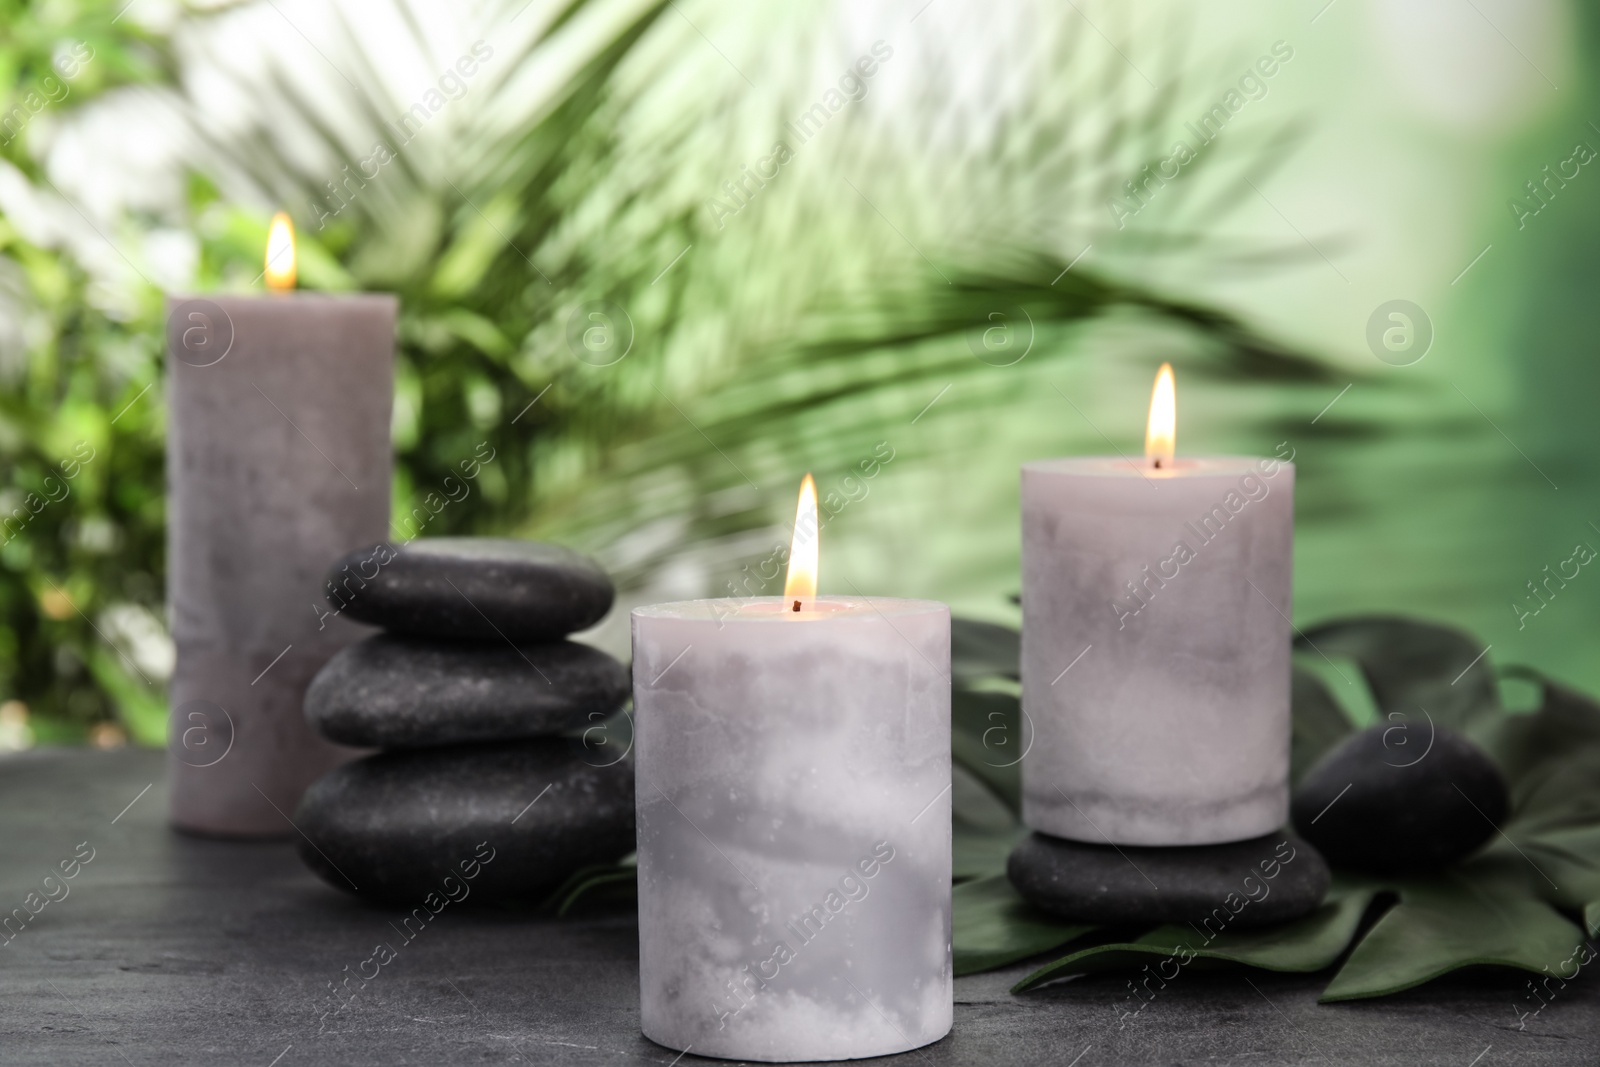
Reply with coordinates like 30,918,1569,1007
792,599,801,613
1153,457,1163,470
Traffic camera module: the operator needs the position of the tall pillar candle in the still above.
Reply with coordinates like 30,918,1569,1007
632,596,951,1062
1020,451,1294,845
165,289,394,837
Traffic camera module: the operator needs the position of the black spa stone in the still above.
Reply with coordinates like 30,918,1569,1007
1290,723,1509,875
304,633,628,748
325,538,613,642
1007,831,1329,928
293,740,635,903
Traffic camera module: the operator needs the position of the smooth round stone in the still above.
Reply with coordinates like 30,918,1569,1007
1007,831,1329,928
1290,723,1508,875
326,538,613,642
304,633,628,748
294,740,634,902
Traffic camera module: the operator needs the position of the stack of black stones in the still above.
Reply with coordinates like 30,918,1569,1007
294,538,636,903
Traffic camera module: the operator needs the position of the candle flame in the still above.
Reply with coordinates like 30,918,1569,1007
264,212,297,291
1145,362,1176,468
783,474,819,611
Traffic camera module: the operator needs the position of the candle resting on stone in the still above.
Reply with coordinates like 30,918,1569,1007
1019,366,1294,846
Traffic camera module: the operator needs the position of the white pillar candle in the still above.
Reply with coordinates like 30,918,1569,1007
1020,366,1293,845
632,479,952,1062
166,214,393,837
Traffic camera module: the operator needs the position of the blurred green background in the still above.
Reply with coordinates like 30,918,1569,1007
0,0,1593,746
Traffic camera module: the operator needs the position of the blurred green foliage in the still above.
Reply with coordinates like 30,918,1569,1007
0,0,1346,742
25,0,1590,747
0,0,172,741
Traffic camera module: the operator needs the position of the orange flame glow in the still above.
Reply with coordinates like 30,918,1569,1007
264,212,297,291
1145,362,1176,468
783,474,819,611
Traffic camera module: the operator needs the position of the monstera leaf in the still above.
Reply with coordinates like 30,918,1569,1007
1006,879,1381,991
950,615,1600,1002
555,614,1600,1003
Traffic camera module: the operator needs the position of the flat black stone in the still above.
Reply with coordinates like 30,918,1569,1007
1290,723,1509,875
1007,831,1330,928
7,749,1599,1066
294,740,634,903
304,633,628,748
325,538,613,642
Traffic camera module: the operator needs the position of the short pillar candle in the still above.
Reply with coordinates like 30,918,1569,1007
1020,366,1294,845
631,478,952,1062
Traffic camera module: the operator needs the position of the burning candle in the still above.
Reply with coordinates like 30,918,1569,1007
632,476,952,1062
1020,365,1294,845
165,213,395,837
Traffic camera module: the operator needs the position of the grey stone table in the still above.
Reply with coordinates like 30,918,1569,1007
3,749,1596,1067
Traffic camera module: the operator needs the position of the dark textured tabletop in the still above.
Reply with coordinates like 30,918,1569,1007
2,748,1595,1066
